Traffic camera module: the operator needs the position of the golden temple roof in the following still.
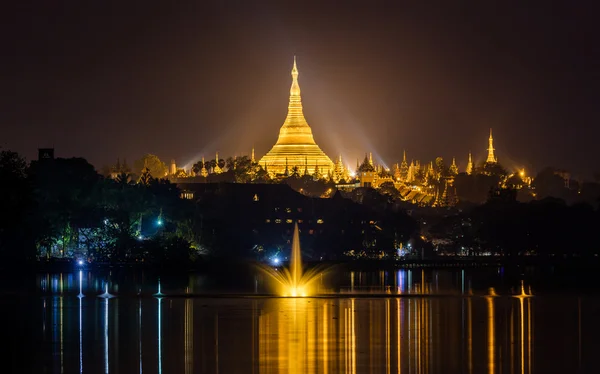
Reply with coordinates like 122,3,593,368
259,57,334,176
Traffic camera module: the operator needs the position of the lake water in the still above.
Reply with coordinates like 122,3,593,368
3,267,600,373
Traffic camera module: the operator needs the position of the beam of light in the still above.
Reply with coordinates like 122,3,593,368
468,297,473,374
139,298,142,374
386,299,390,374
78,270,85,298
184,298,193,374
158,297,162,374
323,302,328,374
78,271,84,374
528,297,532,374
60,295,64,374
486,290,496,374
397,298,401,374
105,298,109,374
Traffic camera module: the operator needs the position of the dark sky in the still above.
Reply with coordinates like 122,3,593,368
2,1,599,177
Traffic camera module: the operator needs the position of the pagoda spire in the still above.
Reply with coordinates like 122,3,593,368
449,157,459,176
213,152,222,174
369,152,373,166
304,156,309,176
274,56,316,145
200,156,208,177
403,150,406,162
466,151,473,175
486,128,497,163
251,147,255,163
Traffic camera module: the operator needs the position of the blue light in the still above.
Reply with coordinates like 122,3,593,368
157,219,163,226
138,235,143,240
271,257,280,265
78,259,84,266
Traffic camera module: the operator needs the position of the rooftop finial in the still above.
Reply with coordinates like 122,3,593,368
290,56,300,97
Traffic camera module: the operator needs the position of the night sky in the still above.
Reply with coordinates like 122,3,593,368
2,1,599,177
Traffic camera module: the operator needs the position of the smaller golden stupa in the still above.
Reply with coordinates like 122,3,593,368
259,57,334,175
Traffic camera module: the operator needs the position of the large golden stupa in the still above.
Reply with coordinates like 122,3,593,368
259,57,334,175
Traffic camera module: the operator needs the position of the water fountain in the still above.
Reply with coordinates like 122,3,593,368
98,282,115,298
258,222,329,297
77,270,85,298
153,279,165,298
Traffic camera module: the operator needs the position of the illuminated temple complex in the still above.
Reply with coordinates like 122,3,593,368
258,57,334,175
157,56,532,207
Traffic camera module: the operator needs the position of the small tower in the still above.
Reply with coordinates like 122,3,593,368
369,152,374,166
169,159,177,176
284,157,289,177
333,154,345,182
251,147,255,163
449,157,459,176
407,160,415,183
313,161,322,181
303,156,309,176
200,156,208,178
213,152,223,174
486,128,497,163
393,163,401,181
466,152,473,175
400,150,409,181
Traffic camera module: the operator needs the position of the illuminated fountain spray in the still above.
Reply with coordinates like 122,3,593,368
290,222,302,292
259,222,328,296
77,270,85,298
98,282,114,299
154,278,165,298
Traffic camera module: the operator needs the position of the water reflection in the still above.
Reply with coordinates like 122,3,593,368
31,270,600,373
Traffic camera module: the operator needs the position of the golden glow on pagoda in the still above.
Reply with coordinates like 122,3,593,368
259,57,334,175
486,128,497,163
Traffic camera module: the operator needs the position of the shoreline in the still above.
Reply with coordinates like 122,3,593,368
5,256,600,274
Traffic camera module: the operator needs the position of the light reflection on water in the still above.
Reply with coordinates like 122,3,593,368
22,270,600,373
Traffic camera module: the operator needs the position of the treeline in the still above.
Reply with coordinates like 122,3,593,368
428,189,600,256
0,150,193,264
0,150,418,265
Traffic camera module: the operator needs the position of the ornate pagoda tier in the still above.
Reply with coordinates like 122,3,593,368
259,57,334,175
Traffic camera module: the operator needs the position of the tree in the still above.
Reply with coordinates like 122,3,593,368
532,167,571,200
29,157,102,258
378,181,401,202
434,157,447,179
134,154,167,179
0,150,34,261
478,162,508,178
139,167,153,186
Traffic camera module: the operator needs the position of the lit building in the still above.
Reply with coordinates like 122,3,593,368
259,57,334,175
357,154,376,188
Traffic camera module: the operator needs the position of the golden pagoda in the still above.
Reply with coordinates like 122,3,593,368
486,128,497,163
259,57,334,175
